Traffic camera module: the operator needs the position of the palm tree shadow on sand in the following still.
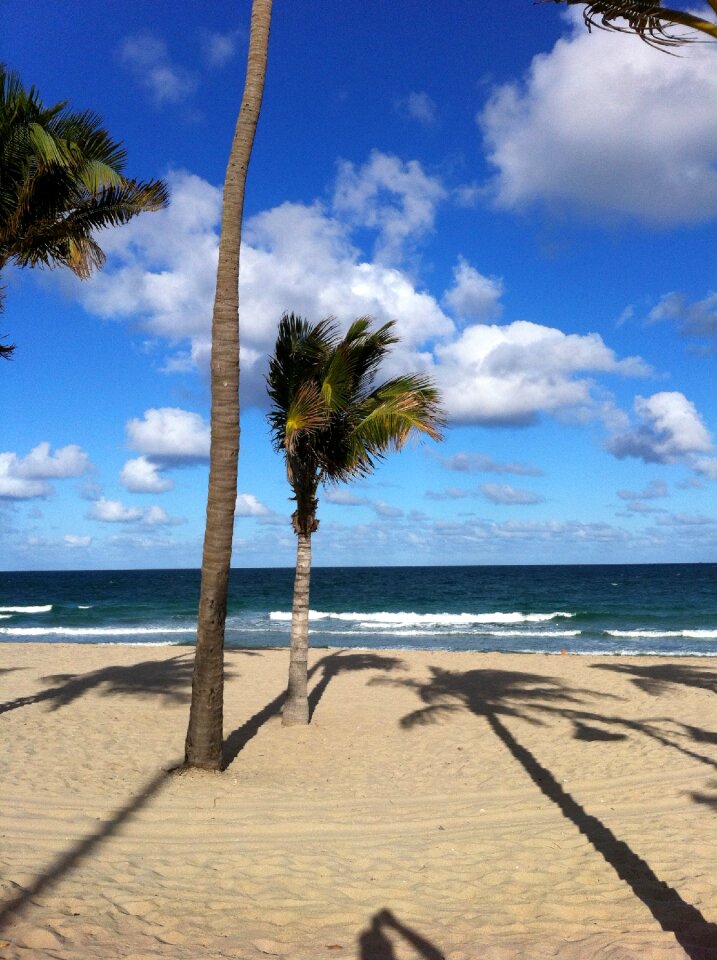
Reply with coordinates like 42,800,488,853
221,650,405,768
0,767,172,934
592,662,717,697
358,909,445,960
383,666,717,960
0,653,210,716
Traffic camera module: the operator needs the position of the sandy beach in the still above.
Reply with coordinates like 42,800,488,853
1,642,716,960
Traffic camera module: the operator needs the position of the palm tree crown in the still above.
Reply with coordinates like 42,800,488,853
545,1,717,47
267,313,444,533
0,64,168,357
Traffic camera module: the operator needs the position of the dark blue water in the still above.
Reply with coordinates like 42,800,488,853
1,564,716,656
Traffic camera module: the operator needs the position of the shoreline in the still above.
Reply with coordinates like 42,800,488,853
1,639,717,658
2,643,716,959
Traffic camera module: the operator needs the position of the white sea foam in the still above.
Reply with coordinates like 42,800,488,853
78,605,93,609
525,648,717,658
312,627,583,640
607,629,717,640
319,627,583,639
490,629,582,638
0,615,11,620
106,641,184,646
269,610,575,627
0,605,53,614
0,626,196,637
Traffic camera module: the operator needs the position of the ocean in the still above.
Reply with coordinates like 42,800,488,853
1,564,716,657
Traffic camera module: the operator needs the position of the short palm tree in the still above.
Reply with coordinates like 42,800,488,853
267,313,445,726
0,64,169,358
545,1,717,46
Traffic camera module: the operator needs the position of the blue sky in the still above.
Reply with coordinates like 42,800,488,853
2,0,717,570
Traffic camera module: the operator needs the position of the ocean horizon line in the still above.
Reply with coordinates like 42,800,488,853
2,559,717,576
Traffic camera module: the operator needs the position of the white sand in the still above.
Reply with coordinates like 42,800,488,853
1,643,716,960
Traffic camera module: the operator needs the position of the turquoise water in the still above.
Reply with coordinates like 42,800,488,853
0,564,716,656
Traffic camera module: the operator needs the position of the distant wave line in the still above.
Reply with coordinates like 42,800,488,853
0,626,197,637
607,629,717,640
0,605,53,614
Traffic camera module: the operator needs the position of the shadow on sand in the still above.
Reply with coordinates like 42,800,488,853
222,650,403,768
358,909,444,960
0,653,203,715
0,766,172,934
592,662,717,697
0,650,268,717
388,666,717,960
0,649,406,935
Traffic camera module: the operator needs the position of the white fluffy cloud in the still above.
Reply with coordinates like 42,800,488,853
479,12,717,224
432,321,648,425
88,498,180,526
11,442,91,479
81,171,222,370
126,408,210,463
442,257,503,323
0,443,92,499
235,493,270,517
76,158,651,430
120,407,209,493
332,150,447,263
0,457,49,499
120,457,174,493
607,391,713,464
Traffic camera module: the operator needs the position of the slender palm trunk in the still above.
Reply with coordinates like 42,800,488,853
184,0,272,770
283,529,312,725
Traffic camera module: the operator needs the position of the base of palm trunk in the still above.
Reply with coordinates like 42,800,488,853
174,760,222,775
282,696,309,725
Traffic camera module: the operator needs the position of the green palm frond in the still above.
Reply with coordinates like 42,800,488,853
546,1,717,46
266,313,445,527
284,382,329,454
266,313,337,446
0,64,168,288
76,159,127,194
336,376,445,481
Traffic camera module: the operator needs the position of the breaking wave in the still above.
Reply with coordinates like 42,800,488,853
269,610,575,627
0,605,53,614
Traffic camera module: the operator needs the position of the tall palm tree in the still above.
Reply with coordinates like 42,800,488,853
0,65,169,358
183,0,273,771
545,1,717,46
267,313,445,726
